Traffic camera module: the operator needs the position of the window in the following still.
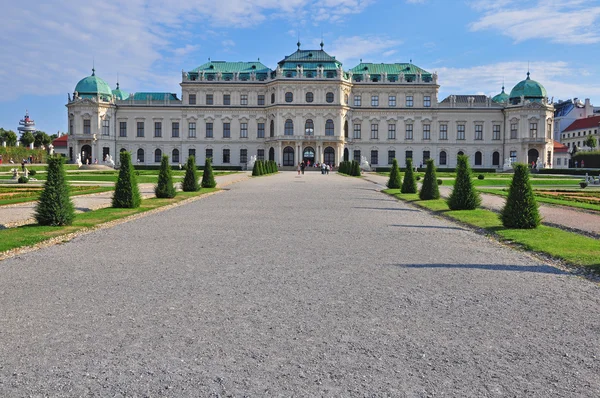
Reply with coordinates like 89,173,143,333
370,124,379,139
388,96,396,107
240,123,248,138
388,124,396,139
172,122,179,138
206,94,213,105
257,122,265,138
353,150,361,162
547,121,552,138
475,151,482,166
205,148,212,160
305,119,314,136
353,124,361,139
457,124,465,140
223,94,231,105
492,151,500,166
189,147,196,159
84,119,91,135
405,150,413,161
388,150,396,165
423,151,430,163
530,122,538,138
119,122,127,137
371,95,379,106
475,124,483,140
511,123,518,139
285,92,293,103
405,124,413,140
237,94,247,106
172,149,179,163
188,122,195,138
406,95,413,107
423,124,431,140
493,125,500,140
102,147,109,162
137,148,144,163
510,150,517,164
371,150,378,165
271,93,275,104
102,119,110,135
306,92,314,103
284,119,294,136
283,146,294,166
424,96,431,107
240,149,247,163
326,92,334,103
154,148,162,163
206,122,213,138
69,118,73,135
154,122,162,137
270,120,274,137
257,149,265,161
137,121,144,137
223,149,230,163
439,151,447,165
189,94,196,105
223,122,231,138
354,95,361,106
440,124,448,140
325,120,334,136
258,95,265,105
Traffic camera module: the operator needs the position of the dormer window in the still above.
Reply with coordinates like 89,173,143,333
251,65,256,69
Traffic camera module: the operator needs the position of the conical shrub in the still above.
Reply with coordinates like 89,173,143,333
387,158,401,189
273,161,278,172
401,158,417,193
182,155,200,192
447,154,480,210
351,160,361,176
419,159,440,200
155,155,176,198
500,163,541,228
34,156,75,226
252,160,260,176
201,157,217,188
112,151,141,208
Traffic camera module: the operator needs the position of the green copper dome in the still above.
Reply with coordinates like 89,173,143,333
74,68,113,98
509,72,547,104
112,82,129,100
492,86,509,104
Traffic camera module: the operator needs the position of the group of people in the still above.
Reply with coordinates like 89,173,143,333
297,161,332,175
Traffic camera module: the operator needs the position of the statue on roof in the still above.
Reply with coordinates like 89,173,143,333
399,72,404,82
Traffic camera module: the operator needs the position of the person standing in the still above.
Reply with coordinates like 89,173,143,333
300,161,305,175
297,163,301,175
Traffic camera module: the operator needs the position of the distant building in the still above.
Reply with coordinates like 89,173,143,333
553,98,599,142
17,111,37,137
51,134,68,157
560,115,600,151
552,141,569,169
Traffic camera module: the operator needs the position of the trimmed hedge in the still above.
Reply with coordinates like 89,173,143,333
133,165,242,171
538,168,600,176
375,167,497,173
572,151,600,168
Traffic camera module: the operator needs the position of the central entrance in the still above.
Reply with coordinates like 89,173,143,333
303,147,315,165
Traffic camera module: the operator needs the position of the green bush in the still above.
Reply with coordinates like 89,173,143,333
419,159,440,200
437,179,443,185
352,160,361,176
478,174,485,180
386,158,401,189
580,182,588,189
201,157,217,188
251,160,260,176
401,158,417,194
18,176,29,183
112,151,142,208
273,161,278,173
34,156,75,226
29,169,37,176
155,155,176,198
416,176,421,181
500,163,540,229
182,155,200,192
447,155,481,210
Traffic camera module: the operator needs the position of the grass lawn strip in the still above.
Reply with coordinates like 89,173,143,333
384,189,600,273
0,186,115,207
0,188,219,261
477,188,600,213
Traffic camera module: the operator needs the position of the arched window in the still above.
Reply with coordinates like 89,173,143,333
457,151,464,161
271,93,275,104
326,92,334,103
305,119,314,135
285,92,293,103
154,148,162,163
492,151,500,166
283,146,294,166
172,148,180,163
344,120,349,138
306,92,314,103
325,119,334,136
284,119,294,136
270,120,275,137
474,151,482,166
439,151,447,165
269,147,275,161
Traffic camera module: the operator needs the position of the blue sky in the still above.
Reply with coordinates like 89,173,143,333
2,0,600,135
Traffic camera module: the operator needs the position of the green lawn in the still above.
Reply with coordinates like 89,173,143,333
477,188,600,213
0,186,115,206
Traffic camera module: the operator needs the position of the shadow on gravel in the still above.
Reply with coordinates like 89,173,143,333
353,207,419,212
357,198,398,202
75,207,92,212
399,263,568,275
390,224,465,231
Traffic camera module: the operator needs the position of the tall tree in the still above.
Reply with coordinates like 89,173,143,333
584,135,597,150
34,131,52,148
2,130,18,146
20,131,35,147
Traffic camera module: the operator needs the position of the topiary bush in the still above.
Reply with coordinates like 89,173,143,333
580,182,588,189
352,160,361,176
401,158,417,194
182,155,200,192
112,151,142,208
252,160,260,176
437,179,443,185
18,176,29,183
155,155,176,198
34,156,75,226
201,157,217,188
386,158,401,189
419,159,440,200
416,176,421,181
29,170,37,176
478,174,485,180
500,163,541,229
447,155,481,210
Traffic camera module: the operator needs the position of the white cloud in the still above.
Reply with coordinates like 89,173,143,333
469,0,600,44
328,36,402,66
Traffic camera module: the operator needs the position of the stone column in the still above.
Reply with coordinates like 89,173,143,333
278,142,283,166
296,143,301,165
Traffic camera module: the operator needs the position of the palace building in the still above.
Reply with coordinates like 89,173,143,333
66,44,555,169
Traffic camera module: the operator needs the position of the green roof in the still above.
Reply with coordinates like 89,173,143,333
74,69,112,98
509,73,547,103
348,63,432,82
190,61,271,74
112,83,129,100
492,86,509,104
279,49,340,64
130,92,179,101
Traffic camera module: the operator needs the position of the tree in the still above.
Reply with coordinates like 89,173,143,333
20,131,35,147
352,160,361,176
34,156,75,226
155,155,176,198
182,155,200,191
201,157,217,188
112,151,141,208
447,154,481,210
34,131,52,148
401,158,417,193
386,158,401,189
500,163,540,229
1,130,18,146
252,160,260,176
584,135,597,150
419,159,440,200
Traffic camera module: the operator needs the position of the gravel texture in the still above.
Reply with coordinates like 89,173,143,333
0,171,599,396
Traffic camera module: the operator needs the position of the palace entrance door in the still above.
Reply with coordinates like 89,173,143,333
303,147,315,165
81,145,92,165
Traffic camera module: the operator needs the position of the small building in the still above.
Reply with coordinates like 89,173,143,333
51,134,68,157
561,115,600,151
553,141,569,169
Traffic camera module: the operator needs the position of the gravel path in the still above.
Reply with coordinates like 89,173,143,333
0,172,599,396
